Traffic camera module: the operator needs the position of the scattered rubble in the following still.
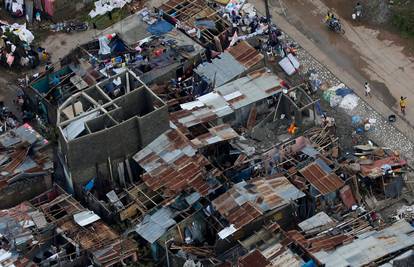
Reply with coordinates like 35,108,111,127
0,0,413,266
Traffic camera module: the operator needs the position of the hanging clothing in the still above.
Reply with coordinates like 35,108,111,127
5,0,13,11
25,0,34,23
34,0,43,11
42,0,54,16
6,53,15,66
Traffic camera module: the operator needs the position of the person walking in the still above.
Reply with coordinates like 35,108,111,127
364,82,372,97
400,96,407,115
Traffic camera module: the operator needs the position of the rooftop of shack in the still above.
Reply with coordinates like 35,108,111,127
312,220,414,267
194,41,264,87
213,175,305,230
0,123,52,182
133,128,222,198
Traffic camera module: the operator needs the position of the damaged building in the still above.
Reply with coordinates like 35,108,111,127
0,184,138,266
0,123,53,209
9,1,414,266
56,70,169,194
24,13,204,125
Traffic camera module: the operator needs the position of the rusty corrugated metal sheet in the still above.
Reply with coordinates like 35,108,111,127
191,124,239,148
170,107,218,131
228,41,264,69
227,202,262,229
238,250,270,267
213,176,303,229
299,162,344,195
133,129,218,197
339,185,356,209
359,156,407,178
287,230,352,253
3,147,29,174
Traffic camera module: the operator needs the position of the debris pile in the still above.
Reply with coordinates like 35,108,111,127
0,22,38,68
5,0,414,266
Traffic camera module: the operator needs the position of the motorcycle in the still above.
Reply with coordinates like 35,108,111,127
326,18,345,34
49,21,88,33
64,21,88,33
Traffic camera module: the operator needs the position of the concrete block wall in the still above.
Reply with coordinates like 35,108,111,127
0,175,52,209
59,87,169,193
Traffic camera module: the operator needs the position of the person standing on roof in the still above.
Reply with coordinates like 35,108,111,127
400,96,407,115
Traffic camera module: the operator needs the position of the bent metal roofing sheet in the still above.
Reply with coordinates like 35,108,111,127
212,175,304,229
133,129,220,197
299,161,344,195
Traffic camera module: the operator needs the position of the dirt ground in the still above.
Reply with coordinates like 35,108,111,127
268,0,414,129
322,0,414,56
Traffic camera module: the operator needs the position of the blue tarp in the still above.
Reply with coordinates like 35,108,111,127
315,101,323,115
352,115,362,125
84,178,95,191
302,260,316,267
110,38,128,53
336,87,353,96
147,20,173,36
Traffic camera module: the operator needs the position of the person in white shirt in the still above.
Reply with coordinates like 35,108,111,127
364,82,372,97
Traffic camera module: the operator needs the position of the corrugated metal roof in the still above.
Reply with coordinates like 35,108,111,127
174,71,282,131
213,175,304,229
227,41,264,69
313,220,414,267
269,249,303,267
360,156,407,178
299,162,344,195
253,175,306,208
73,210,101,226
239,250,270,267
194,41,264,87
133,129,218,196
215,70,282,110
191,124,240,148
298,212,334,232
287,230,352,254
170,107,219,132
0,123,47,148
195,52,246,87
135,207,176,243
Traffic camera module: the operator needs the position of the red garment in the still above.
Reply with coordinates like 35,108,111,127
42,0,54,16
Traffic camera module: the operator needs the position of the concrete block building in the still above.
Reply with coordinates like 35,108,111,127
56,70,169,195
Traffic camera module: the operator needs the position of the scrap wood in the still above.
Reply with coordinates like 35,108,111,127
170,244,213,256
234,153,248,166
246,104,257,130
3,146,30,173
177,225,184,243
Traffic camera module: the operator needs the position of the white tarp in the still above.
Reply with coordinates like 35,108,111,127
279,53,300,76
218,224,237,239
89,0,132,18
73,210,101,226
279,57,296,76
287,53,300,69
1,23,34,44
339,94,359,111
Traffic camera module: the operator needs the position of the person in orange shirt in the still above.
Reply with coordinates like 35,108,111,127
288,122,298,135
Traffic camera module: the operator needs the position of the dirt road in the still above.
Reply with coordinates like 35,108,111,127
259,0,414,128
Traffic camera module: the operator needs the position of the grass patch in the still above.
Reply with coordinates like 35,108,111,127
391,1,414,36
